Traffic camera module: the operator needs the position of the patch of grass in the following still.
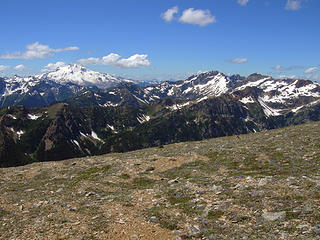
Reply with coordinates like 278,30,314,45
119,173,130,179
285,210,300,220
145,206,179,230
207,210,225,220
131,177,156,189
67,165,111,188
166,189,204,216
0,208,8,218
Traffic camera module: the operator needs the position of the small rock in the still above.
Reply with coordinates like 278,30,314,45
188,225,201,236
168,177,179,184
85,192,94,197
25,188,35,192
56,188,63,193
262,211,286,221
66,204,77,211
149,216,158,223
210,185,223,192
32,203,41,208
117,219,125,224
131,234,139,239
19,205,24,211
297,224,310,229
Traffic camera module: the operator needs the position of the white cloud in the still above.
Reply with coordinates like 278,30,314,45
272,65,303,71
101,53,121,65
0,65,10,72
237,0,249,6
179,8,216,26
229,58,248,63
41,61,66,72
304,67,319,74
279,74,297,79
77,57,101,65
273,65,284,71
77,53,151,69
285,0,303,11
0,42,79,60
161,6,179,22
116,54,151,69
14,64,27,71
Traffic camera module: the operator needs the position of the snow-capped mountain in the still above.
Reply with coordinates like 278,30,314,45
1,69,320,166
1,67,320,118
39,64,128,89
141,71,231,101
232,74,320,116
0,64,133,107
110,71,320,117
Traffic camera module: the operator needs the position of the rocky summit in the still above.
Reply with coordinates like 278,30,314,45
0,121,319,239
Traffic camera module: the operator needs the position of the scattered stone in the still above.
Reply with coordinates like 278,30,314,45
117,219,125,224
262,211,286,221
149,216,158,223
131,234,139,239
25,188,35,192
168,177,179,184
85,192,94,197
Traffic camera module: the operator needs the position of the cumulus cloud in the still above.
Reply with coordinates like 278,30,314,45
77,53,151,69
116,54,150,69
101,53,121,65
179,8,216,26
304,67,319,74
161,6,179,22
0,42,79,60
228,58,248,63
285,0,303,11
41,61,66,72
0,65,10,72
237,0,249,6
14,64,27,71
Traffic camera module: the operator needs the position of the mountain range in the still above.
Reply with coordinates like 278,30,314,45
0,64,319,167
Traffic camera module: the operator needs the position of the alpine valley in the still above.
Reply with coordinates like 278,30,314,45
1,64,320,167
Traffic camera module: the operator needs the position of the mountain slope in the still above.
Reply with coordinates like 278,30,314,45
1,121,319,239
1,92,319,167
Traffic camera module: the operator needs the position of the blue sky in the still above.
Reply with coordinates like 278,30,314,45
0,0,319,81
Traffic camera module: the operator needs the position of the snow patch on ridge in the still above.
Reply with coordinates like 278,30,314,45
239,96,255,104
258,98,282,117
91,131,103,142
28,114,41,120
137,115,151,124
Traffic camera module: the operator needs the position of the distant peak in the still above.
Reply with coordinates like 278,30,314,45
187,70,222,81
